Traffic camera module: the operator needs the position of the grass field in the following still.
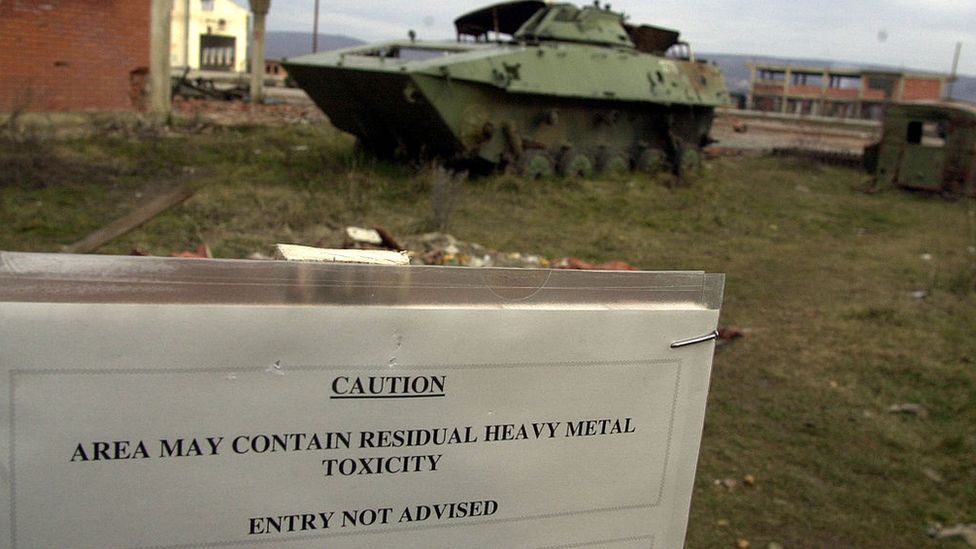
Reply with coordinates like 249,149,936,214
2,122,974,548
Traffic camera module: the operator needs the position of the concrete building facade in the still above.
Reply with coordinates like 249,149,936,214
747,63,950,120
170,0,249,73
0,0,153,112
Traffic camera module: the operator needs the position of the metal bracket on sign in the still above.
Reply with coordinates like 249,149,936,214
670,330,719,349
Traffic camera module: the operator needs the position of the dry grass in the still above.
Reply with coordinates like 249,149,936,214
1,124,973,548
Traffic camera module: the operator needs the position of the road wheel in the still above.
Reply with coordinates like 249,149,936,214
558,149,594,178
599,152,631,175
676,145,702,179
518,150,554,179
636,148,669,174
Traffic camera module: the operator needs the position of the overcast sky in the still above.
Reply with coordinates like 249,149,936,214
238,0,974,75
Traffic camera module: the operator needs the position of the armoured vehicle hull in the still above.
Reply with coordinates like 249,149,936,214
284,1,730,177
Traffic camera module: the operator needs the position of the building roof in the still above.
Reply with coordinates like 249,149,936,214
747,62,948,80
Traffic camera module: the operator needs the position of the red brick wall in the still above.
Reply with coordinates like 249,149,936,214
0,0,151,112
900,78,943,101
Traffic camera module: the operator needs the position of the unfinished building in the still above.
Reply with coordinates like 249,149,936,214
747,63,950,120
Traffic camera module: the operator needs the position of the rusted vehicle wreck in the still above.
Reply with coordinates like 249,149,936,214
865,101,976,197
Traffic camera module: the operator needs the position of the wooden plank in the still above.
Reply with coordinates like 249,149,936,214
62,184,198,254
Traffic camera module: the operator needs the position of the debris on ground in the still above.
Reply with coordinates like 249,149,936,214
922,468,945,483
274,243,409,265
344,226,384,248
887,403,928,417
398,232,554,269
716,478,739,491
743,474,756,486
929,523,976,546
736,539,751,549
552,257,638,270
718,326,749,340
260,229,643,271
372,225,404,251
170,244,212,259
62,182,199,254
171,94,327,127
172,70,248,102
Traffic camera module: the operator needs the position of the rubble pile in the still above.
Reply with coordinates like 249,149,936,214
344,227,636,271
172,97,327,127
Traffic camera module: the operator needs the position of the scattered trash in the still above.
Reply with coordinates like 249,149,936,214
887,403,928,417
929,523,976,546
736,539,751,549
398,232,548,268
715,478,739,491
172,68,248,102
344,226,384,247
552,257,638,271
718,326,749,340
274,244,409,265
373,225,404,251
170,244,212,259
171,96,326,127
743,474,756,486
717,519,730,527
911,290,929,300
922,467,945,483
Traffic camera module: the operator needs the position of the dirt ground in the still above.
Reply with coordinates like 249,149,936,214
710,109,880,155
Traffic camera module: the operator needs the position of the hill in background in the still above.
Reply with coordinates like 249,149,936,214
266,32,364,60
265,30,976,103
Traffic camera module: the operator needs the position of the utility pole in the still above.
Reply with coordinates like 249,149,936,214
312,0,320,53
947,42,962,99
249,0,272,104
149,0,174,117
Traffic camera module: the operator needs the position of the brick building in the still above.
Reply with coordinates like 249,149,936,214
747,63,951,120
0,1,152,112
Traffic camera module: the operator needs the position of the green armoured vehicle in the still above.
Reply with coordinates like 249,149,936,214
283,0,730,177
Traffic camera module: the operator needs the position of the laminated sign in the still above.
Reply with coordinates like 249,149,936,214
0,252,724,549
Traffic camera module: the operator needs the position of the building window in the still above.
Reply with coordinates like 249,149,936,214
201,0,214,11
200,35,236,71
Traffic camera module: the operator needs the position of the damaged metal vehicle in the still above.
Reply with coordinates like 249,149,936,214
284,0,730,177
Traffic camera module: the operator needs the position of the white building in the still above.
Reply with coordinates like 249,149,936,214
171,0,250,73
